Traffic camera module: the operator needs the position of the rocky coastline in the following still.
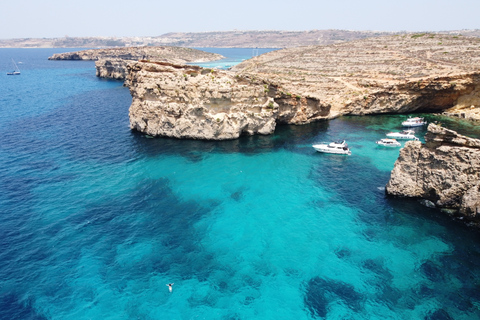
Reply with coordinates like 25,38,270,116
126,34,480,139
3,29,480,48
49,46,224,81
126,62,279,140
386,123,480,226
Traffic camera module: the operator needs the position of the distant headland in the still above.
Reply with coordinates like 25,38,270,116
2,29,480,48
122,33,480,140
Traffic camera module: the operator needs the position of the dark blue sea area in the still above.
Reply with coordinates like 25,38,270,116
1,48,480,319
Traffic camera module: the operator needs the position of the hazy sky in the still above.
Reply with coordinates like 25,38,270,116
1,0,479,39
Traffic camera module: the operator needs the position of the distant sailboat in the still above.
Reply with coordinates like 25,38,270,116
7,59,20,75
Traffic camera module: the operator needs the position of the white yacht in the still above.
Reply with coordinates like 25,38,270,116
313,140,351,155
376,138,401,147
386,130,419,140
402,117,426,127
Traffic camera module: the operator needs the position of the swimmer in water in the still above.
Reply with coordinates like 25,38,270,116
167,283,174,292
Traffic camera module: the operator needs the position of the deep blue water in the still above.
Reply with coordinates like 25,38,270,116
1,48,480,320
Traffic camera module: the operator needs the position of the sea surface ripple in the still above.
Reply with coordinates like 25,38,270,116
1,48,480,320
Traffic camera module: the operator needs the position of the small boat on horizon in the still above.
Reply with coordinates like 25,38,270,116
376,138,401,147
402,116,426,127
386,130,419,140
6,58,21,75
313,140,351,155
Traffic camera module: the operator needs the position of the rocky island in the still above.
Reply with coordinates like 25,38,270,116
127,34,480,139
386,123,480,226
49,46,224,80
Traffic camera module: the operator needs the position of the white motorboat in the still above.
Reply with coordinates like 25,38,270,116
386,130,419,140
376,138,401,147
402,117,426,127
313,140,351,155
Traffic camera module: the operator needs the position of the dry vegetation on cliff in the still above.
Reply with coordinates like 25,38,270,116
48,46,224,63
232,33,480,119
2,29,480,48
126,34,480,140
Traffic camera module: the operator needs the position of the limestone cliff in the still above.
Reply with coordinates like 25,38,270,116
48,46,223,62
231,34,480,120
386,124,480,224
127,62,282,140
126,34,480,140
95,59,128,80
49,46,224,80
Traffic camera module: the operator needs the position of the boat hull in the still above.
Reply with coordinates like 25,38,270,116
401,117,426,127
386,133,417,140
312,144,351,155
401,122,425,127
376,141,401,147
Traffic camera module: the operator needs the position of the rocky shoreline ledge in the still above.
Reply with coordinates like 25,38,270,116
386,123,480,227
126,34,480,139
49,46,224,81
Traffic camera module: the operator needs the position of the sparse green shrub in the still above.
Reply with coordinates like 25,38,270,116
411,33,426,39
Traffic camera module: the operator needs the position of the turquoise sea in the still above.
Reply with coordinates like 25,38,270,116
1,48,480,320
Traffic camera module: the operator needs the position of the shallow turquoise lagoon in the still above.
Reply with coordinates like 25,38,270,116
1,48,480,319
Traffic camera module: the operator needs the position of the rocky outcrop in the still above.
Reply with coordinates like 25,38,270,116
95,59,128,80
126,34,480,140
231,34,480,119
386,123,480,224
126,57,337,139
48,46,223,62
49,46,224,80
127,62,283,140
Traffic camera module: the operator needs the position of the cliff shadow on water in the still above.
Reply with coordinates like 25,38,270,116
129,120,331,160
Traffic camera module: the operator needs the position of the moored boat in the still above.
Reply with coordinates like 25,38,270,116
313,140,351,155
6,58,20,75
402,117,426,127
386,130,419,140
376,138,401,147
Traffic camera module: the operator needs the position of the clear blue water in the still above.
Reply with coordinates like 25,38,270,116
1,48,480,320
191,48,279,69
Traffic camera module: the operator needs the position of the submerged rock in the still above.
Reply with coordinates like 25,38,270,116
304,277,363,318
386,123,480,224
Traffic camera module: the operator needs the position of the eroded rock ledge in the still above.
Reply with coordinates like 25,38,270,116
126,61,301,140
386,123,480,225
48,46,224,80
127,34,480,140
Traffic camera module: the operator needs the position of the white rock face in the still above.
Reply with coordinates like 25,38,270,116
386,124,480,223
96,59,129,80
126,61,330,140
